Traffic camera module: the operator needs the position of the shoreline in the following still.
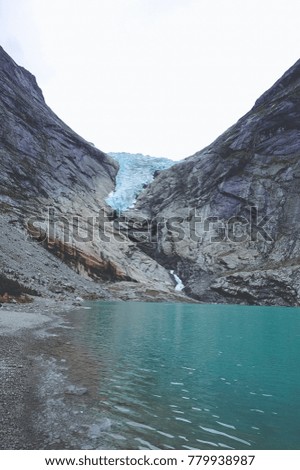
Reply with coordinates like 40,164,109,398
0,296,127,450
0,297,93,449
0,298,54,449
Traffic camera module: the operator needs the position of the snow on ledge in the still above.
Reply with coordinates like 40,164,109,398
170,270,185,291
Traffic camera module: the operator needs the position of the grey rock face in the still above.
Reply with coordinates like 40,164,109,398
131,58,300,305
0,47,117,209
0,46,181,299
2,44,300,306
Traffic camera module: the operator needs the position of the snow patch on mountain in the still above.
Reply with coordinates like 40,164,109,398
106,152,176,212
170,270,185,291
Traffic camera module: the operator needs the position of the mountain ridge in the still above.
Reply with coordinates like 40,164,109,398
127,57,300,305
1,45,300,305
0,45,189,303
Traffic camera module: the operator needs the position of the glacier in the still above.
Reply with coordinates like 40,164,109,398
106,152,176,213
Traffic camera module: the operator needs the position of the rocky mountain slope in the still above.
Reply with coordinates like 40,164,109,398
128,58,300,306
1,44,300,306
0,46,187,302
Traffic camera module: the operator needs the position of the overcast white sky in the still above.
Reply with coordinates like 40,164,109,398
0,0,299,160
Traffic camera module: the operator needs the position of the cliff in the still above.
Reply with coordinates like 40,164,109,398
130,59,300,305
1,44,300,306
0,46,184,302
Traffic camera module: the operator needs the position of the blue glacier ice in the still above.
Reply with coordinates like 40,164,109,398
106,152,176,213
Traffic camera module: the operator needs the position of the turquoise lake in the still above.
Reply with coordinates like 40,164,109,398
69,301,300,450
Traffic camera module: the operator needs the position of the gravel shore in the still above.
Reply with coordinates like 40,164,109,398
0,296,121,450
0,331,42,449
0,298,78,449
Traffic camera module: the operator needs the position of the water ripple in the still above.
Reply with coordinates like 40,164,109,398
216,421,236,430
200,426,251,446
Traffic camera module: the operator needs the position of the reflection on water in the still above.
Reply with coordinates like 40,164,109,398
68,302,300,450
